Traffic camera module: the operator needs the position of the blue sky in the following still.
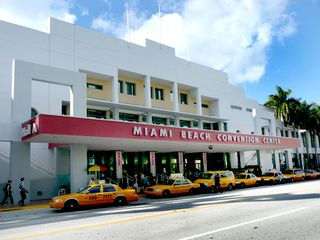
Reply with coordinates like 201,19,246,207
0,0,319,104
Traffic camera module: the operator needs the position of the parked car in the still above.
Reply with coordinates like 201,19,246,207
194,170,236,192
304,169,320,180
49,183,138,210
283,168,305,182
144,178,200,198
235,173,261,188
260,170,284,184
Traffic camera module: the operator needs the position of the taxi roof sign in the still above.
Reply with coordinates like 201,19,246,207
169,173,184,179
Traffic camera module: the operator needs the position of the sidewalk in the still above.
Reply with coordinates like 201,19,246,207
0,194,146,212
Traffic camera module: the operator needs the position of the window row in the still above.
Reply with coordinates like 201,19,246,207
86,108,224,130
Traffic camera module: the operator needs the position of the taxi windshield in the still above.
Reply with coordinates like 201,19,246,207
262,172,275,176
236,175,246,179
200,173,213,179
78,186,91,193
284,170,293,174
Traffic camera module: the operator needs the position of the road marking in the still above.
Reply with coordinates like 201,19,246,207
6,202,229,240
178,207,308,240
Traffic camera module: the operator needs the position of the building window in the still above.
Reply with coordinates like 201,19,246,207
150,87,154,99
155,88,164,100
231,105,242,110
119,112,139,122
246,108,252,112
87,83,103,90
87,109,106,119
180,93,188,104
212,122,219,130
180,120,191,128
109,111,113,119
169,118,175,125
261,127,265,135
118,80,123,93
192,121,199,128
141,114,147,122
152,116,167,125
61,105,68,115
126,82,136,95
223,122,228,131
203,122,211,130
202,104,209,109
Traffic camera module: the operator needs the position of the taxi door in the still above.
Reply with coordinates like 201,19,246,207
102,185,118,204
246,174,252,186
182,179,193,194
82,185,104,206
172,179,184,194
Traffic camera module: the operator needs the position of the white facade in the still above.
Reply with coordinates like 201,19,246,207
0,18,304,201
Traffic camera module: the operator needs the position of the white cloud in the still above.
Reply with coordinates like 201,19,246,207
121,0,296,84
0,0,76,32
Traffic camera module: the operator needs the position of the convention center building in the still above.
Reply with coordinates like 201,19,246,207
0,18,305,202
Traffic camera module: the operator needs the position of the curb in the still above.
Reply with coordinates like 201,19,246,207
0,204,49,212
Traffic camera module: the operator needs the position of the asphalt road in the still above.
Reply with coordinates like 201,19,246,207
0,180,320,240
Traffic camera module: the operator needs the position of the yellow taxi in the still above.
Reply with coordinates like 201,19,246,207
235,173,261,188
49,183,138,210
260,170,284,184
283,168,305,182
194,170,236,192
144,176,200,198
304,169,320,180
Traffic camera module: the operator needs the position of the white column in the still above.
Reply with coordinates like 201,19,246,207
10,142,30,204
115,151,123,179
178,152,184,175
229,152,238,169
172,82,179,112
70,75,87,117
175,116,180,127
113,108,119,120
70,144,87,193
147,112,153,124
112,74,119,103
149,152,156,177
239,152,246,168
199,120,203,129
315,135,319,148
144,75,151,108
285,151,292,168
274,151,281,171
196,88,202,115
202,153,208,172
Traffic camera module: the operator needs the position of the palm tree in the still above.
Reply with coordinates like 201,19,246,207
309,104,320,168
264,86,296,130
264,86,297,170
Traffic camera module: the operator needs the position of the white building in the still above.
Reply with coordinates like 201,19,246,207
0,18,301,203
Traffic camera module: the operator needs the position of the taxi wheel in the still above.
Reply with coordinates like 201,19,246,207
241,182,245,188
189,188,195,195
114,196,127,206
228,184,233,191
162,190,170,198
64,200,79,211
